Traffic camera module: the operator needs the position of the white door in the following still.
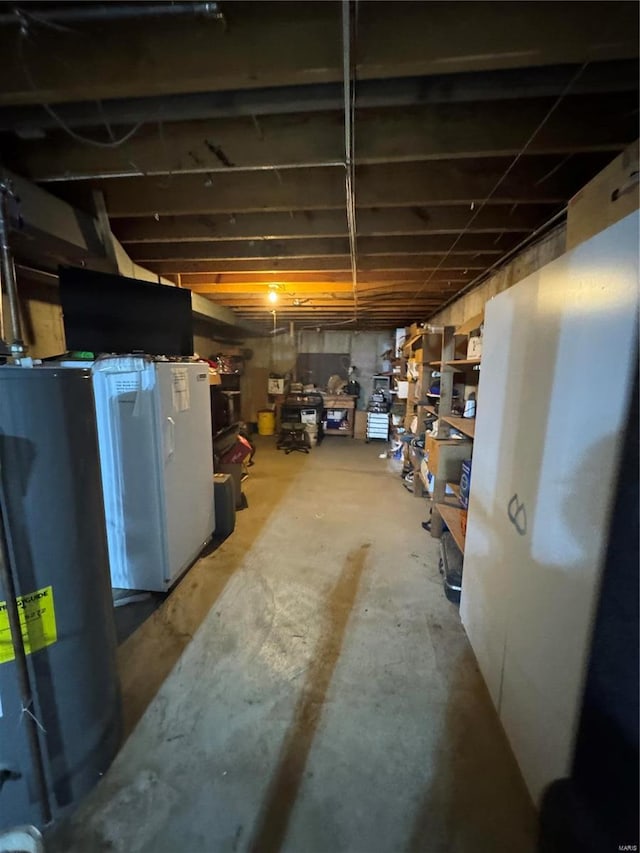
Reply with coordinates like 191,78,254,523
461,212,639,803
155,363,214,587
92,358,168,591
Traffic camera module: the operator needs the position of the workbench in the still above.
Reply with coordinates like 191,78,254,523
322,395,358,437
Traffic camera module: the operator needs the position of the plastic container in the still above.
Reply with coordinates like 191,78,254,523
257,409,276,435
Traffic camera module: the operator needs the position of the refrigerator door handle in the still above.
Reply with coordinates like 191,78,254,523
165,416,176,460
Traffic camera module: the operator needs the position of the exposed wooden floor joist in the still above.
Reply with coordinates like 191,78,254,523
0,1,636,333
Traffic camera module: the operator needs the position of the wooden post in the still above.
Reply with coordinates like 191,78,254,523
431,325,455,535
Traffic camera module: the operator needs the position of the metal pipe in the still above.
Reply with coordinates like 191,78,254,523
38,160,345,183
428,207,568,318
341,0,358,320
0,178,25,353
0,471,52,826
1,3,221,26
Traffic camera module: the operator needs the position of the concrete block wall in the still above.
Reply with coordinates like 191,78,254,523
297,330,394,409
240,329,394,422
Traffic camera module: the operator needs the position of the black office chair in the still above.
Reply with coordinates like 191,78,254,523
276,422,310,454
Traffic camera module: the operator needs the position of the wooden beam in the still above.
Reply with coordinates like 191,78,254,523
201,288,447,301
94,154,612,217
128,234,517,262
179,269,474,286
190,282,354,295
232,309,440,317
1,61,637,136
206,301,443,310
112,205,556,243
187,281,452,295
0,2,635,106
12,94,635,181
148,256,489,274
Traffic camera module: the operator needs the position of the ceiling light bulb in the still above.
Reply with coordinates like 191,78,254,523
268,290,278,304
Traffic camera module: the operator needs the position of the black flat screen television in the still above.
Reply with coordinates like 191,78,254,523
59,266,194,356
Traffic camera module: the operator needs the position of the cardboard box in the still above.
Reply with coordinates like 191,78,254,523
327,409,347,422
420,457,457,496
268,377,286,395
425,435,471,479
354,410,368,439
467,334,483,359
300,409,317,425
396,380,410,399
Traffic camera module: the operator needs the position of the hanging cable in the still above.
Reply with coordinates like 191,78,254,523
17,30,144,149
411,61,589,307
428,208,568,318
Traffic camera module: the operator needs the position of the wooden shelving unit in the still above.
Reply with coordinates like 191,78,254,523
430,318,482,548
399,322,480,527
439,414,476,439
402,328,441,433
446,358,481,368
446,482,461,499
437,504,466,553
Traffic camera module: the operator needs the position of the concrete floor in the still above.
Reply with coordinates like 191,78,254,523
50,437,535,853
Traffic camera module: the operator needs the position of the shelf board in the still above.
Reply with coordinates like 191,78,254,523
447,482,461,499
439,414,476,439
445,358,481,367
402,331,425,355
455,311,484,337
437,503,466,554
429,360,443,368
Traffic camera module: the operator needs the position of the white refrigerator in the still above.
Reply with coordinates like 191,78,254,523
91,357,215,591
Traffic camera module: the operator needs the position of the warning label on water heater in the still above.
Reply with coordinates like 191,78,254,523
0,586,57,664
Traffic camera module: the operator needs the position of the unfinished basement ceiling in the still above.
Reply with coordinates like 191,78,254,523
0,1,637,333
